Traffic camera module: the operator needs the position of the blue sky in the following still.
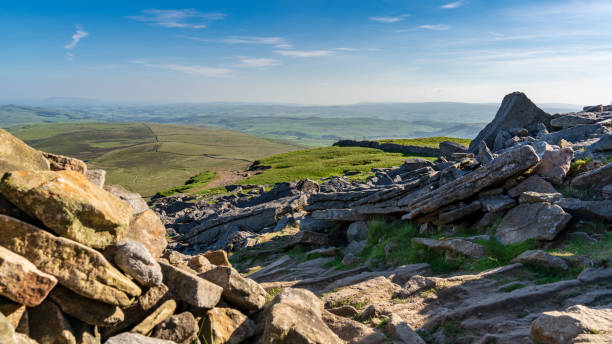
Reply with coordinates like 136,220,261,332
1,0,612,105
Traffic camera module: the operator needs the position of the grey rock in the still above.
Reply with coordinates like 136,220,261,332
519,191,562,204
199,265,266,312
477,141,495,164
590,134,612,152
557,198,612,222
343,240,366,256
105,333,176,344
496,203,571,244
439,141,468,157
577,268,612,283
531,305,612,344
542,123,609,145
535,146,574,185
386,314,426,344
159,261,222,308
342,253,360,266
284,231,330,249
311,208,366,221
550,113,600,129
108,239,163,287
104,184,149,215
507,175,557,198
572,163,612,189
480,194,516,213
511,250,568,271
152,312,199,344
346,221,368,242
412,237,485,258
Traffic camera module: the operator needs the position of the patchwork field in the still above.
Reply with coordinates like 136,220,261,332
8,122,303,197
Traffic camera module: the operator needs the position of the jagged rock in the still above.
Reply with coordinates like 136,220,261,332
0,128,50,175
107,239,163,287
0,170,133,249
0,215,141,307
401,145,540,220
519,191,562,204
203,250,232,267
322,311,387,344
542,123,609,145
86,169,106,187
104,184,149,215
105,333,175,344
571,163,612,189
49,286,124,326
412,238,485,259
557,198,612,222
386,314,426,344
152,312,199,344
284,231,330,249
535,146,573,185
203,307,256,344
0,246,57,307
531,305,612,344
507,175,557,198
511,250,568,271
42,152,87,174
495,203,571,244
128,209,167,259
346,221,368,242
132,299,176,335
438,201,481,225
468,92,551,153
399,158,434,173
590,134,612,152
199,265,266,312
29,300,76,344
477,141,495,164
480,194,515,213
312,208,366,221
159,261,222,308
550,113,600,129
260,288,343,344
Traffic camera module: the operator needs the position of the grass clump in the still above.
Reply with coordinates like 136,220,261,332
467,238,538,271
157,171,218,197
264,288,284,303
377,136,471,148
548,230,612,267
569,158,593,175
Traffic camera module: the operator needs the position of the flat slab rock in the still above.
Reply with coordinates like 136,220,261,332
412,237,486,258
495,202,571,245
0,128,50,175
531,305,612,344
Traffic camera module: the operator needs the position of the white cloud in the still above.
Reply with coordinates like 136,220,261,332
275,43,293,49
273,50,334,57
238,56,281,68
418,24,451,30
440,1,463,9
369,14,410,23
65,26,89,50
128,9,226,29
179,35,290,47
135,62,234,77
334,47,359,51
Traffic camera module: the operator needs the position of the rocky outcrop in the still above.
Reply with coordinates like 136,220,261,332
531,305,612,344
496,203,571,244
0,128,50,175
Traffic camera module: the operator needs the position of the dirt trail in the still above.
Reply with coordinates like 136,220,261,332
205,170,258,189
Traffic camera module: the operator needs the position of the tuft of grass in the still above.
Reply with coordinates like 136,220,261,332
569,158,593,176
466,238,538,272
548,231,612,267
157,171,218,197
323,256,358,271
376,136,472,148
265,287,284,303
360,220,421,267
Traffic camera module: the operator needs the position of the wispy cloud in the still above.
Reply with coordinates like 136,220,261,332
65,26,89,50
369,14,410,23
238,56,281,68
440,1,463,9
179,35,291,47
275,43,293,49
128,9,226,29
418,24,451,31
132,60,234,77
273,50,334,57
334,47,359,51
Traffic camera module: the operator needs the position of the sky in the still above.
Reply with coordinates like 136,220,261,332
1,0,612,105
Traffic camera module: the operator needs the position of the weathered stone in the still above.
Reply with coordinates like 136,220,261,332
343,240,366,256
284,231,329,249
152,312,199,344
0,312,18,344
203,250,231,267
477,141,495,164
199,265,266,312
203,307,256,344
105,333,175,344
86,169,106,188
49,286,124,326
386,314,426,344
439,140,468,157
412,238,485,259
590,134,612,152
296,178,320,194
531,305,612,344
0,128,50,175
571,163,612,189
519,191,562,204
107,239,163,287
480,194,516,213
511,250,568,271
401,145,540,220
327,305,360,318
557,198,612,222
0,246,57,307
159,261,222,308
341,253,360,266
577,268,612,283
496,203,571,244
346,221,368,242
438,201,482,225
324,276,399,310
29,300,76,344
542,123,608,146
260,288,343,344
507,175,557,198
131,299,176,335
0,170,133,248
188,254,213,273
0,215,141,307
468,92,551,153
400,158,434,172
535,147,573,185
104,184,149,215
311,208,366,221
550,113,599,129
128,209,167,259
322,311,387,344
42,152,87,174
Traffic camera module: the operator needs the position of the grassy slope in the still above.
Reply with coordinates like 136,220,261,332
8,122,303,197
376,136,472,148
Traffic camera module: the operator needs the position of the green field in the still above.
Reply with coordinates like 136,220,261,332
376,136,472,148
8,122,303,197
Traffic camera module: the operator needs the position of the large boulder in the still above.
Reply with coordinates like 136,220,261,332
49,286,124,326
152,312,199,344
203,307,256,344
128,209,167,259
42,152,87,174
0,246,57,307
260,288,343,344
159,261,222,308
199,265,267,313
496,203,571,244
468,92,551,153
535,146,574,185
0,128,50,175
106,239,163,287
531,305,612,344
0,215,141,307
0,170,133,249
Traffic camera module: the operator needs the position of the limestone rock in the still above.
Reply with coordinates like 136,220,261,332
151,312,199,344
29,300,76,344
557,198,612,222
159,261,222,308
535,146,573,185
105,333,175,344
203,307,256,344
531,305,612,344
42,152,87,174
412,237,485,259
86,169,106,188
49,286,124,326
507,175,557,198
260,288,343,344
322,311,387,344
311,208,366,221
519,192,562,204
495,203,571,244
550,113,599,129
203,250,231,267
571,163,612,189
0,215,141,307
480,194,515,213
131,299,176,335
346,221,368,242
386,314,426,344
400,158,434,172
590,134,612,152
0,170,133,249
577,268,612,283
439,141,468,157
107,239,163,287
199,265,266,312
104,184,149,215
0,246,57,307
128,209,167,259
0,128,50,175
511,250,568,271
